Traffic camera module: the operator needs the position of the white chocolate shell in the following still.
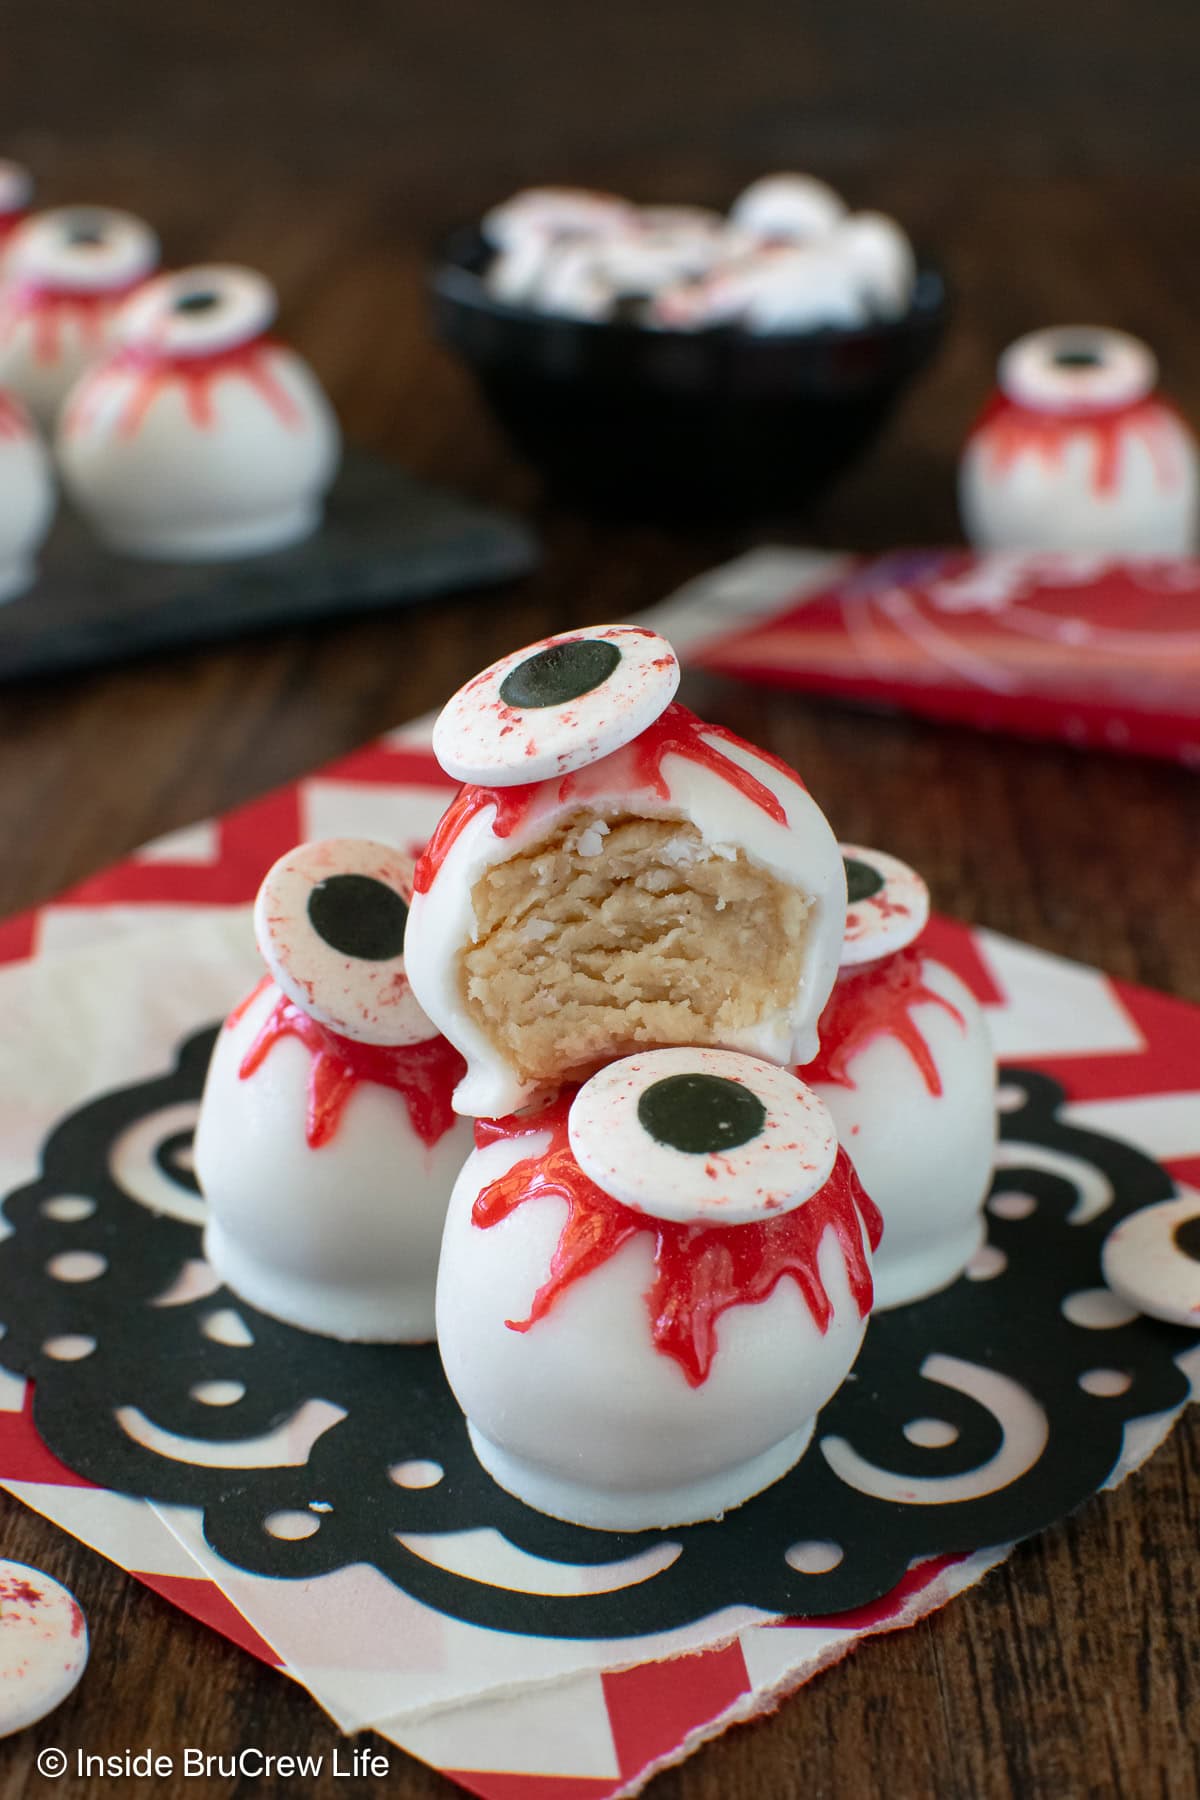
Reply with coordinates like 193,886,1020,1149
407,706,848,1117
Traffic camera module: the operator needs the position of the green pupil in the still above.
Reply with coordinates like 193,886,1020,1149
844,857,885,904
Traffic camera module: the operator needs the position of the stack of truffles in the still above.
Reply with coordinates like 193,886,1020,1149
196,625,997,1531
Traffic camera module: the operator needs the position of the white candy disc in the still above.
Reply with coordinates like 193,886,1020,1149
838,844,930,967
568,1047,838,1226
1101,1191,1200,1328
482,187,635,250
0,161,32,216
0,1561,88,1737
835,212,916,319
254,838,435,1046
6,206,158,293
729,173,847,243
431,624,680,786
998,326,1156,415
115,265,276,358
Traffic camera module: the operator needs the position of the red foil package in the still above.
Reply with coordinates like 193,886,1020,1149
689,550,1200,765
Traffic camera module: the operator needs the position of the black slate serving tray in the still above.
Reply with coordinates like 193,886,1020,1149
0,447,539,683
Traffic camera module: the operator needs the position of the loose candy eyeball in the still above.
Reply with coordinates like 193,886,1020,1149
839,844,931,967
431,623,680,785
0,1560,88,1737
568,1046,838,1225
834,212,916,319
729,172,847,243
254,837,434,1046
1101,1191,1200,1328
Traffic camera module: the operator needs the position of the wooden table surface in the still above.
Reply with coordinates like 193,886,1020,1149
1,3,1198,1795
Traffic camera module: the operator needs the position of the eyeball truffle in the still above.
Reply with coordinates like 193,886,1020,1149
0,206,159,424
55,264,340,559
407,626,847,1118
959,325,1199,555
437,1047,881,1529
195,838,472,1342
0,389,54,600
800,847,997,1309
728,172,848,243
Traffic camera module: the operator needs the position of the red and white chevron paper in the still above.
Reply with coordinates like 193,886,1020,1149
0,690,1198,1795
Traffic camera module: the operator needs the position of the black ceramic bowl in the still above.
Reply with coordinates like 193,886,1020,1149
431,224,948,520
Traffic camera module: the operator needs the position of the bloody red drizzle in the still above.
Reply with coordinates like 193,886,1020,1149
234,983,466,1150
471,1094,881,1388
0,278,145,366
806,946,965,1096
0,390,29,440
972,391,1185,496
62,336,303,440
415,703,799,893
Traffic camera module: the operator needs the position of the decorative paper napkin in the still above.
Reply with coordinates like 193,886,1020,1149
1,624,1198,1796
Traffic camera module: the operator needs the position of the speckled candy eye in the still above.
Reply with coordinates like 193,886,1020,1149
998,326,1156,414
838,844,930,968
431,624,680,785
116,265,276,358
1101,1192,1200,1329
568,1047,838,1226
6,206,158,292
253,838,435,1046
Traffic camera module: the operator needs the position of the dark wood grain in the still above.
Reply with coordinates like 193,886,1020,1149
0,3,1198,1795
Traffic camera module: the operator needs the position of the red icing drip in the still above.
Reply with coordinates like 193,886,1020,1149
414,703,798,893
806,946,965,1095
972,391,1185,496
471,1094,881,1388
0,1576,42,1606
0,278,144,367
62,336,303,441
237,987,465,1150
0,390,29,440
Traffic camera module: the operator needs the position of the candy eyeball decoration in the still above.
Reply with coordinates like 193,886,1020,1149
253,835,431,1046
959,325,1199,555
1101,1190,1200,1328
195,838,472,1343
0,389,55,601
654,243,869,334
55,263,341,560
436,1048,881,1530
0,206,159,424
481,186,636,251
431,623,680,785
729,172,848,243
833,211,917,321
800,845,996,1310
408,626,847,1118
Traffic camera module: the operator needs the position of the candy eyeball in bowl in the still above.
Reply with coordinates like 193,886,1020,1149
194,837,472,1343
55,263,341,560
0,205,159,424
431,171,946,517
436,1047,881,1530
0,388,55,601
959,324,1199,555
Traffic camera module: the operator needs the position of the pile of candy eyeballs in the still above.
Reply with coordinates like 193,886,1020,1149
481,174,917,332
0,160,340,588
